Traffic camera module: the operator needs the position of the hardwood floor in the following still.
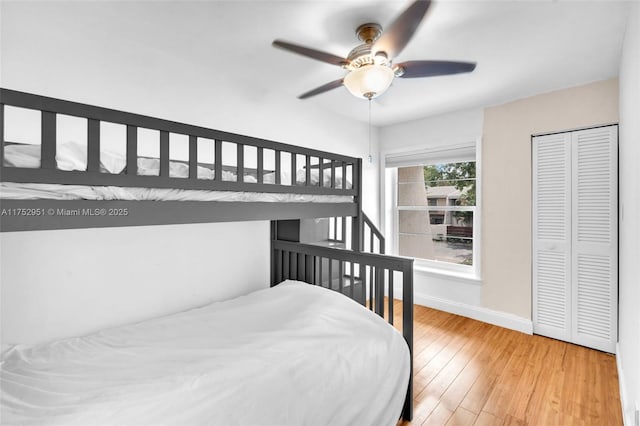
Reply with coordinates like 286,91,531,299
390,302,623,425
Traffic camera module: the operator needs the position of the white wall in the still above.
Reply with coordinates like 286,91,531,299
0,2,379,344
617,3,640,424
0,222,270,344
379,108,484,154
379,108,486,318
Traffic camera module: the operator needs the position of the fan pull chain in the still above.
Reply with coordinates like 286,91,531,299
368,98,373,164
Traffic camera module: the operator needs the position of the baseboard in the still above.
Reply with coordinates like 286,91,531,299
617,342,634,426
414,293,533,334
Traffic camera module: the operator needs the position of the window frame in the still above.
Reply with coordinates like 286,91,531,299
382,141,481,279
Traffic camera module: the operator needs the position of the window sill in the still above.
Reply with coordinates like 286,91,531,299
414,264,482,285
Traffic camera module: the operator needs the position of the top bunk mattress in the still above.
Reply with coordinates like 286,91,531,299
0,182,352,203
0,280,410,426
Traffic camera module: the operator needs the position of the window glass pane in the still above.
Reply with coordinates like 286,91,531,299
397,160,476,267
423,161,476,207
434,210,473,265
398,209,473,266
398,166,428,207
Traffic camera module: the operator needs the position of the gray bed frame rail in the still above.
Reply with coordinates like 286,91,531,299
0,88,361,232
0,88,414,421
271,238,414,421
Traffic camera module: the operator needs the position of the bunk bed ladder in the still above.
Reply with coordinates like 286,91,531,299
328,213,385,254
363,213,385,254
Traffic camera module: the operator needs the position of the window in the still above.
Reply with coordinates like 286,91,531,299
385,143,478,274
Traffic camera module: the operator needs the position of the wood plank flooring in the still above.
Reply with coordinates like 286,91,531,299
390,301,622,425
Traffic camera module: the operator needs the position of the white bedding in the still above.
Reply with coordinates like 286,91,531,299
0,182,352,203
0,280,410,426
3,142,240,179
2,143,352,202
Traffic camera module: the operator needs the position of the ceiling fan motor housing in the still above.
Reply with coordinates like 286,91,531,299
347,23,390,70
347,44,375,69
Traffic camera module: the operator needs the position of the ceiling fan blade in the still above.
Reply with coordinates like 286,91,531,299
273,40,349,67
395,60,476,78
372,0,431,59
298,79,344,99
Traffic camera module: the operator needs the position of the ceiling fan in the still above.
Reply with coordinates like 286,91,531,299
272,0,476,100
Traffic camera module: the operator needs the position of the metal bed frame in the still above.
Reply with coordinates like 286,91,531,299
0,88,414,421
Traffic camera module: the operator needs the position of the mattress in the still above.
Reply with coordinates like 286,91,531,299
1,143,353,203
0,182,352,203
0,280,410,426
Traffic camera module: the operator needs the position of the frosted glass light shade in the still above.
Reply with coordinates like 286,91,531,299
343,65,394,99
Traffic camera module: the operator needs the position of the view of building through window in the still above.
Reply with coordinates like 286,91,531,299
397,161,476,266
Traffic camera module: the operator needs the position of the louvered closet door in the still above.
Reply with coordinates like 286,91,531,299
533,132,572,342
571,126,618,353
533,126,618,354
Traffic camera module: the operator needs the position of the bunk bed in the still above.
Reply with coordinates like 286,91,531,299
0,88,414,424
0,89,361,232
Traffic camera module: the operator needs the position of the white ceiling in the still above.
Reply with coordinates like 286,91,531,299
1,0,631,127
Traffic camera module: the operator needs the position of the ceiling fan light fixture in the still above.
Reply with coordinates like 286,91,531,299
273,1,476,100
343,64,394,99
